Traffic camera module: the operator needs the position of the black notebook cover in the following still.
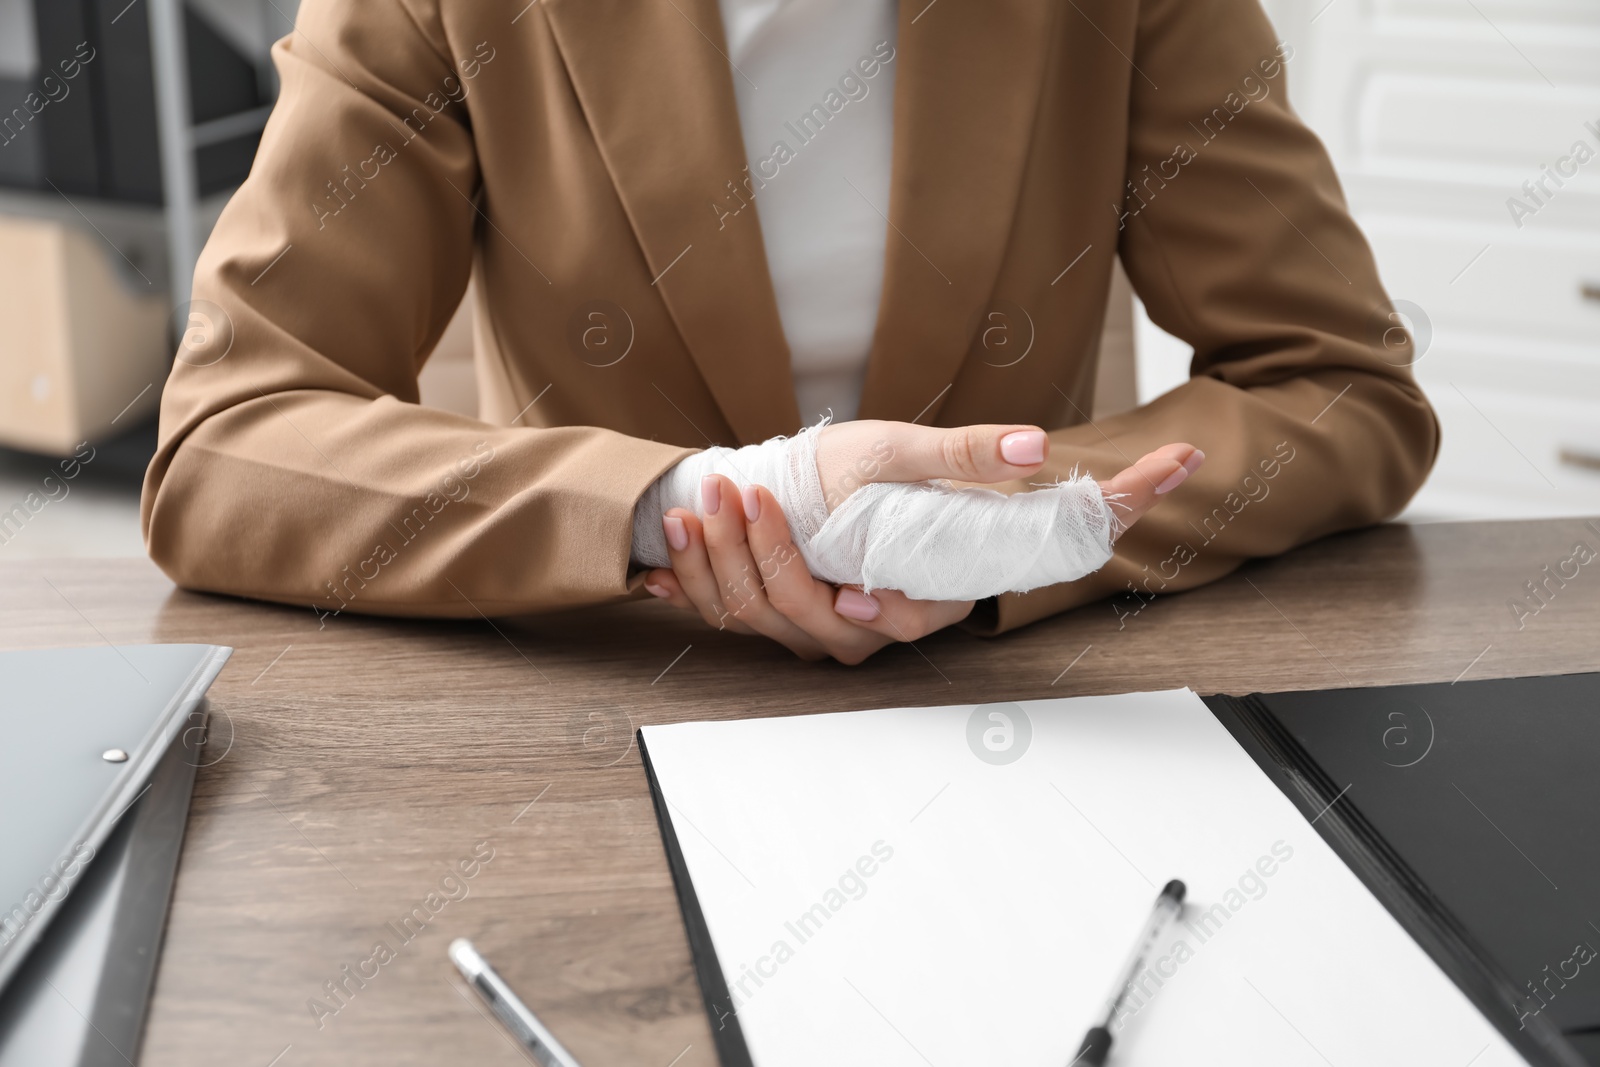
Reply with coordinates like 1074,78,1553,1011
1204,673,1600,1067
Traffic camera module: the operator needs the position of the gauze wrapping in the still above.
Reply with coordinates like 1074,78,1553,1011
630,424,1117,601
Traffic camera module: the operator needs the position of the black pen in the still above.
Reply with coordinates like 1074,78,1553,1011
1073,879,1186,1066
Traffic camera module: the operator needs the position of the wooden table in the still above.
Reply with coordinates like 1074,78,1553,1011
6,517,1599,1066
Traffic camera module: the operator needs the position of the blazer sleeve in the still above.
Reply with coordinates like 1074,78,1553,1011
140,0,693,619
973,0,1440,636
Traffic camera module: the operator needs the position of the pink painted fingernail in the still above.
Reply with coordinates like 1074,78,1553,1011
835,588,880,621
663,515,689,551
701,475,720,515
1182,449,1206,475
741,485,761,523
644,581,670,598
1154,465,1191,495
1000,430,1046,466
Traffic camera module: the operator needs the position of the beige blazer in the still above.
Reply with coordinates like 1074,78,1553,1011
141,0,1437,634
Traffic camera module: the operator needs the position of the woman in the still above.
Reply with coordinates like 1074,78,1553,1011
141,0,1436,663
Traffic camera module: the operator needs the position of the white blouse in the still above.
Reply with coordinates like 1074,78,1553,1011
715,0,898,423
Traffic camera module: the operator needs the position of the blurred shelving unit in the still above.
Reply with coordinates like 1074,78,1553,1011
0,0,297,456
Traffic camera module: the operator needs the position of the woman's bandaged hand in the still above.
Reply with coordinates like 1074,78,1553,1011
631,420,1202,601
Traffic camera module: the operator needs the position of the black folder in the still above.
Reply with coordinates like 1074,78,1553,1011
1204,672,1600,1067
646,672,1600,1067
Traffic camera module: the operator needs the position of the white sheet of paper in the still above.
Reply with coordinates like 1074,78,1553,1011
641,689,1526,1066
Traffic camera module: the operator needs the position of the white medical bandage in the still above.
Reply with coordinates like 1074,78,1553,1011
630,425,1117,601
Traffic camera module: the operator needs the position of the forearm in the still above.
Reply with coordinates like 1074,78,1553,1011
145,391,692,619
972,370,1436,634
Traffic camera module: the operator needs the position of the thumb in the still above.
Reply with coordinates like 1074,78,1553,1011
1102,443,1204,539
868,423,1050,485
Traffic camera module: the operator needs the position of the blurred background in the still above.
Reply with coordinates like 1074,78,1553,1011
0,0,1595,562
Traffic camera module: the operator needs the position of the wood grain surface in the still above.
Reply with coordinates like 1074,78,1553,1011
5,516,1599,1066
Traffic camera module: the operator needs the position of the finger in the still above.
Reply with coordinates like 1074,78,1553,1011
742,485,893,665
641,569,697,614
699,476,829,659
831,586,975,643
822,420,1051,490
1100,443,1205,538
661,510,754,634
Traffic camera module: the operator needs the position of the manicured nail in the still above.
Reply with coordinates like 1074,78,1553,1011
701,475,720,515
663,515,689,551
741,485,761,523
1154,465,1191,495
835,588,880,621
1182,449,1206,475
644,582,670,598
999,430,1046,466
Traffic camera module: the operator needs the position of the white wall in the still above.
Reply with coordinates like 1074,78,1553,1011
0,0,37,79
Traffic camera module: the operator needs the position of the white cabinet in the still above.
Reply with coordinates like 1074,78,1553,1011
1136,0,1600,520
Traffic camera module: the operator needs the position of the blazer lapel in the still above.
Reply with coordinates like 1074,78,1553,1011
541,0,800,445
856,0,1060,425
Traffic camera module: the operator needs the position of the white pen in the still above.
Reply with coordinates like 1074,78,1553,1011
449,938,583,1067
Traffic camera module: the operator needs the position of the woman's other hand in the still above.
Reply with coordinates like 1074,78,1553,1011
644,477,972,663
